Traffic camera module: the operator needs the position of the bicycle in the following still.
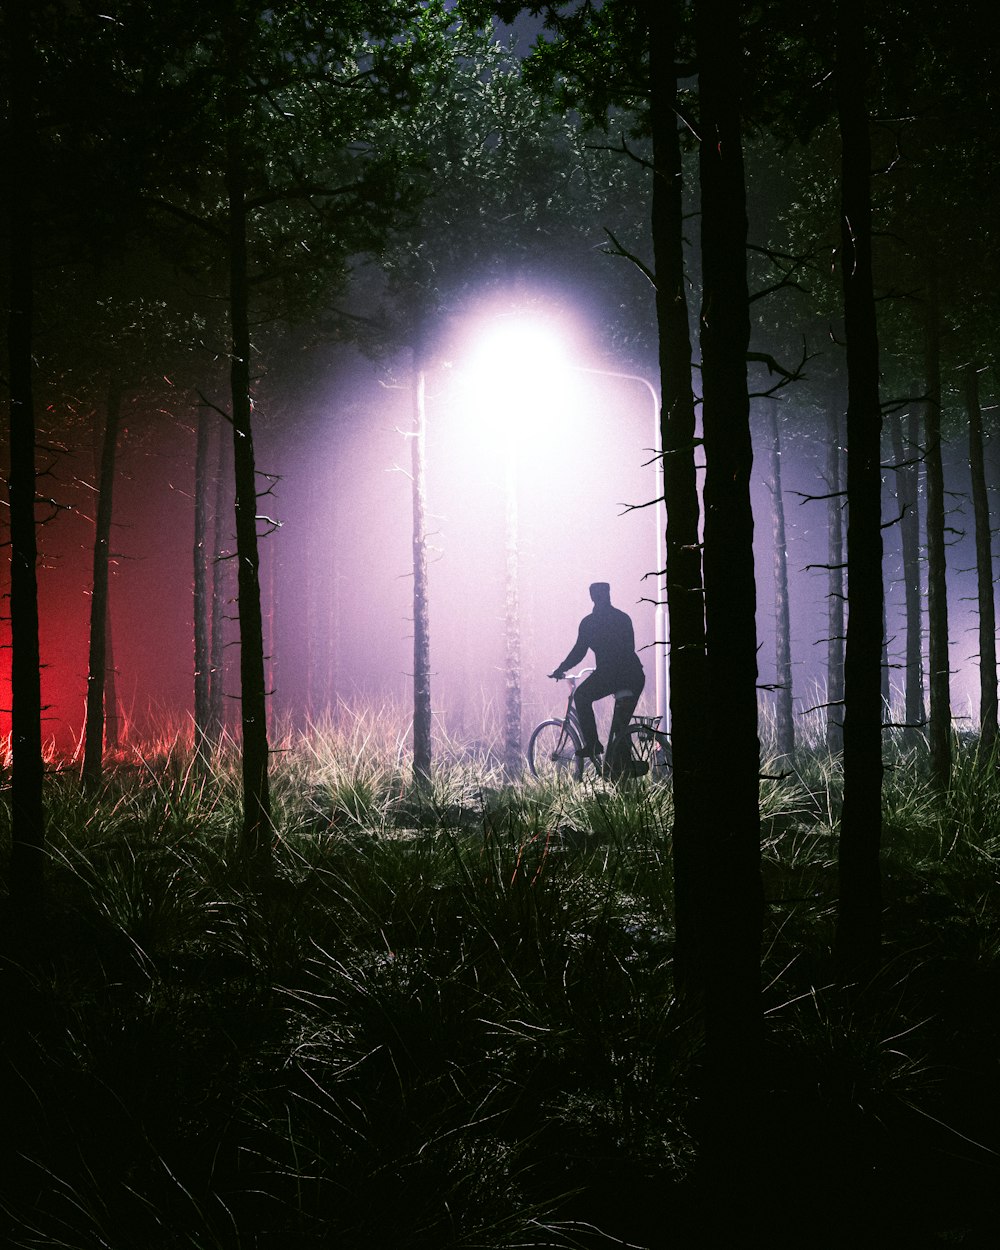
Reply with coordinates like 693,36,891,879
526,668,672,783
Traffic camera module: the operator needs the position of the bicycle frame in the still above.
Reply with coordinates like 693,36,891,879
528,668,671,783
556,668,591,743
554,667,635,760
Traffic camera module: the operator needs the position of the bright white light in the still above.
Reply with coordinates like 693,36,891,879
456,309,583,452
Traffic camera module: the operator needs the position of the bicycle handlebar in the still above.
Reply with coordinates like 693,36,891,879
548,667,595,685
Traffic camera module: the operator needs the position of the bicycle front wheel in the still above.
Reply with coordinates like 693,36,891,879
623,723,672,781
527,719,584,782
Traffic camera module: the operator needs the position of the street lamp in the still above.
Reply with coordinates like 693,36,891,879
462,312,670,760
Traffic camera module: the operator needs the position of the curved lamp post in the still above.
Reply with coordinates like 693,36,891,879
464,314,671,773
575,367,668,729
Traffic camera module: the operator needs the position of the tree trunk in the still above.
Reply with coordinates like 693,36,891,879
503,446,522,778
225,45,271,868
411,347,432,785
889,401,925,743
5,0,45,902
332,560,345,710
696,0,764,1192
265,533,277,720
965,362,998,755
104,606,120,751
82,377,123,788
209,419,229,743
304,474,317,722
91,394,122,755
835,0,885,984
764,397,794,760
923,261,951,787
649,0,709,987
193,401,212,752
328,554,340,714
826,402,846,754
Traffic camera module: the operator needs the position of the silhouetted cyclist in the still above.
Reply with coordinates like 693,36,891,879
549,582,646,777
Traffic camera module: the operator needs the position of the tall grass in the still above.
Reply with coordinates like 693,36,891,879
2,714,1000,1246
0,714,692,1249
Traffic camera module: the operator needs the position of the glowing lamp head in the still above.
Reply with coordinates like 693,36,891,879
463,312,575,438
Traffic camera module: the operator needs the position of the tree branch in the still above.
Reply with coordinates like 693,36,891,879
602,227,656,289
145,197,227,241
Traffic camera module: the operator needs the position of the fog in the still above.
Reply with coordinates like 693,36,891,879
4,308,993,757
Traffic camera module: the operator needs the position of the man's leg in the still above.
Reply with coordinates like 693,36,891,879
606,680,645,777
573,671,616,757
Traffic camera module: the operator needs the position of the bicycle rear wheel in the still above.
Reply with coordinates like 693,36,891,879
623,723,672,781
527,719,584,782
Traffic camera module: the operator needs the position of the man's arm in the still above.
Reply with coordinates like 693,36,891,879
550,619,590,678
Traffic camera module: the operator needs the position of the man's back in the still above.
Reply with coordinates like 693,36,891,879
580,604,639,679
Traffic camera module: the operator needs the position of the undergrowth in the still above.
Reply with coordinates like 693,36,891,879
1,719,999,1247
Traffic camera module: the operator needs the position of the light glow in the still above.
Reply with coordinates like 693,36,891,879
455,308,584,452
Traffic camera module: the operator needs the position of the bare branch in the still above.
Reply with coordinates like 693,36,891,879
197,390,233,425
792,488,847,505
618,495,662,516
586,130,653,173
145,197,227,241
801,699,845,714
747,339,815,400
602,228,656,289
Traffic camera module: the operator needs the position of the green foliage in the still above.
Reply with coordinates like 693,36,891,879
374,12,653,363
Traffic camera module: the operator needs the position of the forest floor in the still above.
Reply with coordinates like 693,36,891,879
2,713,1000,1248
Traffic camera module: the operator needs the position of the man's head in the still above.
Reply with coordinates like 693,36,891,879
589,582,611,607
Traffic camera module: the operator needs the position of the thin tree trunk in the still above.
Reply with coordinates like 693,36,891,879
827,402,846,754
104,607,120,750
889,402,925,743
991,368,1000,500
82,377,123,788
881,598,892,715
209,419,229,742
304,474,317,722
764,397,794,760
5,0,44,901
266,533,276,720
92,395,122,755
924,261,951,787
965,362,998,755
696,0,763,1194
328,559,340,713
649,0,709,987
503,446,522,778
411,346,432,784
835,0,885,984
193,402,212,751
225,40,271,867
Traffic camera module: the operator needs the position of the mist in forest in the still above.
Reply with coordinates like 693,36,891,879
3,315,992,756
3,331,666,749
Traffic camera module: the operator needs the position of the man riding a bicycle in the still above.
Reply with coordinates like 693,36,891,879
549,582,646,778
